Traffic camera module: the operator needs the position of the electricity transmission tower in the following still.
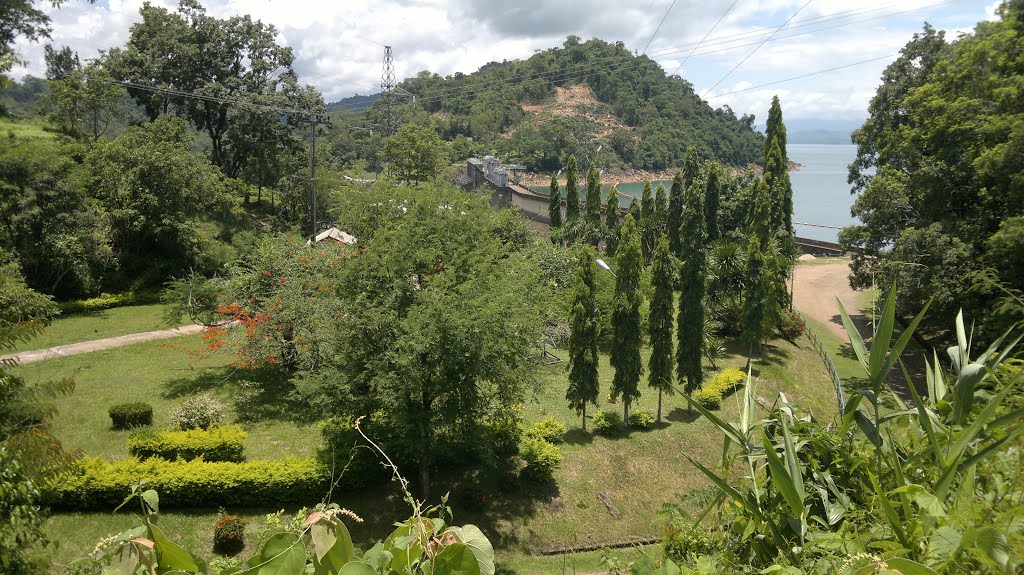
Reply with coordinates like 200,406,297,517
380,45,399,136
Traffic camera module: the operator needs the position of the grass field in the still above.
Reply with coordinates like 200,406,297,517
0,116,55,139
25,320,839,572
11,303,177,352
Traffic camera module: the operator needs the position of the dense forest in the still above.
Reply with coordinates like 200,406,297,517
330,37,766,172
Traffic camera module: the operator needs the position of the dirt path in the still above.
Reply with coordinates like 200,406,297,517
793,260,869,340
0,324,206,365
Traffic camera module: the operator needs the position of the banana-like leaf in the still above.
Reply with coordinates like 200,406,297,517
869,473,911,550
762,431,803,521
683,392,749,450
836,297,869,372
868,284,898,384
780,418,805,504
684,454,764,521
902,359,944,467
927,349,947,402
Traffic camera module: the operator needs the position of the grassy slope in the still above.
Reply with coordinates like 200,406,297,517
33,326,838,572
11,304,177,352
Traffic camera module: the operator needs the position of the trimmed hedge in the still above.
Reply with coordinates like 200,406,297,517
128,425,247,462
58,291,160,314
48,457,329,510
694,368,747,410
525,417,566,444
108,403,153,429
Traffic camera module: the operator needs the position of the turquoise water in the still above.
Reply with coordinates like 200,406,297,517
530,144,860,243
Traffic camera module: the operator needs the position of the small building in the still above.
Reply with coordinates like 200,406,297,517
307,227,357,246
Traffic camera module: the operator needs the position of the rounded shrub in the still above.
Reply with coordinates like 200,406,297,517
525,416,566,444
694,387,722,410
778,310,805,340
592,410,623,436
627,410,656,430
169,393,225,431
485,413,524,459
520,437,561,482
108,403,153,430
213,514,246,555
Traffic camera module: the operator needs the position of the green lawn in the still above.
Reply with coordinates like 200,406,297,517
12,303,178,353
31,325,839,571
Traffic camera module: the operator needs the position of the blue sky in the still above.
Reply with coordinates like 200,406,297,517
12,0,999,124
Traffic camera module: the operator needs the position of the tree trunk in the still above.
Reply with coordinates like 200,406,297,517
657,389,663,422
582,404,587,433
257,183,262,204
623,403,629,430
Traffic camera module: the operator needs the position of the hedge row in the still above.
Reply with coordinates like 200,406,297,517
58,291,160,314
48,457,330,510
128,426,247,462
694,368,747,409
108,403,153,429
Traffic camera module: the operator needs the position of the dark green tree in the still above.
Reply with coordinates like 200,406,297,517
548,172,563,230
610,214,644,426
741,179,778,358
654,183,668,240
676,176,707,406
381,124,450,185
668,170,684,254
704,163,722,242
564,154,580,222
567,251,600,432
681,147,702,191
585,165,602,231
648,235,674,421
765,95,788,162
605,186,620,255
43,44,78,80
640,180,655,257
763,138,789,234
628,196,640,221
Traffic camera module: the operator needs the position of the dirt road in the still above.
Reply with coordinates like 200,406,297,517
792,260,869,340
0,324,206,365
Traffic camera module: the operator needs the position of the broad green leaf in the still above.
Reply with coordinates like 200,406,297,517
448,525,494,575
148,524,198,574
255,533,305,575
911,491,945,517
141,490,159,515
337,561,377,575
311,519,355,575
310,523,336,562
385,521,424,574
975,527,1010,566
878,298,931,389
869,474,911,550
361,543,393,573
886,558,939,575
683,393,748,449
837,297,869,371
929,526,962,557
780,418,805,503
684,454,764,521
434,543,481,575
762,432,803,520
868,284,897,383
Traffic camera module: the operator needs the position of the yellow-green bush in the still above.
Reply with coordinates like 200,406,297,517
694,368,746,410
127,425,247,462
58,291,160,314
520,437,561,482
525,416,566,444
48,457,329,510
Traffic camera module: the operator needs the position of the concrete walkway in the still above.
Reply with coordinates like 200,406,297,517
1,324,207,365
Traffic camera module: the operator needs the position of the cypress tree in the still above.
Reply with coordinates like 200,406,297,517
765,96,793,236
611,214,644,427
704,163,721,243
585,165,602,230
741,179,779,360
681,147,702,191
654,183,668,240
548,173,563,230
605,186,620,255
640,181,655,258
628,197,640,221
668,171,684,255
567,251,600,432
676,176,707,408
648,234,674,422
765,95,788,159
565,154,580,222
763,138,788,233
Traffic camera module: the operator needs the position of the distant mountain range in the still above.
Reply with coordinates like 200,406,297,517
777,118,863,145
326,93,380,114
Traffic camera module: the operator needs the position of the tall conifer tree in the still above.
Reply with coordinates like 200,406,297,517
704,163,721,243
565,154,580,222
648,235,674,421
585,165,602,230
668,171,684,255
628,197,640,221
548,172,562,231
741,179,779,359
640,181,655,257
654,183,668,240
764,96,793,236
611,215,643,427
567,251,600,432
677,176,707,407
605,186,620,255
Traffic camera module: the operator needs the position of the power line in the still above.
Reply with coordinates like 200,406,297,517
667,0,737,77
641,0,678,54
701,0,815,99
411,0,947,107
705,53,899,98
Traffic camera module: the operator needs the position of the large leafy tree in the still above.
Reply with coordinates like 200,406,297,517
566,251,600,432
105,0,322,180
677,175,707,405
610,214,643,426
381,124,449,185
43,61,127,142
564,154,580,222
324,185,544,494
548,172,562,230
843,9,1024,338
648,235,674,421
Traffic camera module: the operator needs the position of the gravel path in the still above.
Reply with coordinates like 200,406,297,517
792,260,869,340
0,324,206,365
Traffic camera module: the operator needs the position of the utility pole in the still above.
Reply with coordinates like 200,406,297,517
308,113,328,241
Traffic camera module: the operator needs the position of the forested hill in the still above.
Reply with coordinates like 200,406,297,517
392,37,765,171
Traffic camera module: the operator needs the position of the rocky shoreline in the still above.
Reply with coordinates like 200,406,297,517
521,160,803,188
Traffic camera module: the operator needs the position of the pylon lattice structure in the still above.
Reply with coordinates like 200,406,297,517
380,45,399,136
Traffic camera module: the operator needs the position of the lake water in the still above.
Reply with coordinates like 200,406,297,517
530,144,860,243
